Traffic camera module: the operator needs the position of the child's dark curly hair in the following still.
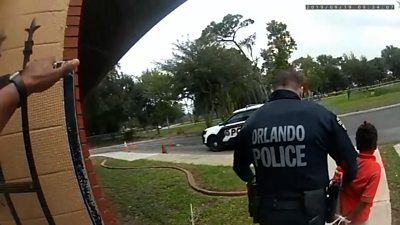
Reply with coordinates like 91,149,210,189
356,121,378,152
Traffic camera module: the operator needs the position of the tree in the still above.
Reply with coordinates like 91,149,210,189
313,54,347,92
84,66,140,135
162,38,256,126
292,55,322,92
324,65,347,92
140,69,184,134
357,56,381,86
381,45,400,79
200,14,266,102
341,54,382,87
261,20,297,83
200,14,256,60
368,57,386,82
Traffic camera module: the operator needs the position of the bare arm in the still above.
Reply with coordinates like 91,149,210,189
346,169,381,222
0,83,20,131
0,58,79,133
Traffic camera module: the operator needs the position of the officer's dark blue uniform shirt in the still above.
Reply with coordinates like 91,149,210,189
233,89,358,195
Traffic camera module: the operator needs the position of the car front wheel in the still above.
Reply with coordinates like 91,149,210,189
207,135,222,152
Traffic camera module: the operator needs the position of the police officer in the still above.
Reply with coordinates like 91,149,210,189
233,69,358,225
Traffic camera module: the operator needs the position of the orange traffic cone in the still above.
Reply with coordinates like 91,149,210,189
161,140,167,154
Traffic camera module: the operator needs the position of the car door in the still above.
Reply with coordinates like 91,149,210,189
218,109,257,144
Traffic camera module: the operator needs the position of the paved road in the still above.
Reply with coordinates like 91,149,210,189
90,134,208,155
90,105,400,155
341,105,400,144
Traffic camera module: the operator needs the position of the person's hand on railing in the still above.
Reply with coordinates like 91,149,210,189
0,57,79,132
22,57,79,96
326,214,351,225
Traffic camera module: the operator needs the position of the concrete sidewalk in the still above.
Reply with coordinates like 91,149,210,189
92,148,392,225
91,152,158,161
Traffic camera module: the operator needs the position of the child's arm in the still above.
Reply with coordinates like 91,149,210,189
345,202,368,222
344,166,381,222
333,166,343,182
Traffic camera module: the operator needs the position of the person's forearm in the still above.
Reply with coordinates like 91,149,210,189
346,202,367,222
0,84,20,132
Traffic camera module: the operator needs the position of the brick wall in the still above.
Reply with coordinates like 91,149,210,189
64,1,118,225
0,0,117,224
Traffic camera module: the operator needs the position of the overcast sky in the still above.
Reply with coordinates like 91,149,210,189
118,0,400,76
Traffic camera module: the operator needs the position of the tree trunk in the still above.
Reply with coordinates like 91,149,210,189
166,116,170,129
156,123,160,135
206,82,215,127
214,106,219,120
261,84,268,101
251,88,257,103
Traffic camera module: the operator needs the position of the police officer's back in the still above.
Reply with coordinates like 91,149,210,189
233,69,358,225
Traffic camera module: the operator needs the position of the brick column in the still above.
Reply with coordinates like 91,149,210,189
64,1,118,225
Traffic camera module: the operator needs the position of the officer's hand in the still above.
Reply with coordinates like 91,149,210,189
247,175,256,184
21,57,80,95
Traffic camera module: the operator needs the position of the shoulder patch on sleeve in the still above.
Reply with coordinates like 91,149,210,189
336,116,347,131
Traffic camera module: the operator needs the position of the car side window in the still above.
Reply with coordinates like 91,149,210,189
225,109,256,124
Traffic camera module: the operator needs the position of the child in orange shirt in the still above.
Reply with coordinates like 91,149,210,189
334,121,381,225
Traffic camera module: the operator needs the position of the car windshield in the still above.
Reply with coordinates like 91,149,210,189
223,109,256,124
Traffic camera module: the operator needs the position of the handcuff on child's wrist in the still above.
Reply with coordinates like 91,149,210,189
329,214,351,225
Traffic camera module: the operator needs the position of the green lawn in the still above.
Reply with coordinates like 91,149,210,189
139,122,209,139
321,82,400,114
94,158,252,225
95,142,400,225
379,143,400,225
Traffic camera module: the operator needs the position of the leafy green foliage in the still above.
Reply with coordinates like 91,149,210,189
85,13,400,137
292,51,397,94
85,67,139,135
85,67,184,135
140,70,184,134
381,45,400,78
261,20,297,82
201,14,256,60
162,38,257,127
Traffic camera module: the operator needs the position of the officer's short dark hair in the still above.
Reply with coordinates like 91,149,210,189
273,69,305,89
356,121,378,152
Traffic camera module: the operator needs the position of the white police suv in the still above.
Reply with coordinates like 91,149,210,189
202,104,264,151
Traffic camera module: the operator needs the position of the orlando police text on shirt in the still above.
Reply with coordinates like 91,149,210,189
251,125,307,168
